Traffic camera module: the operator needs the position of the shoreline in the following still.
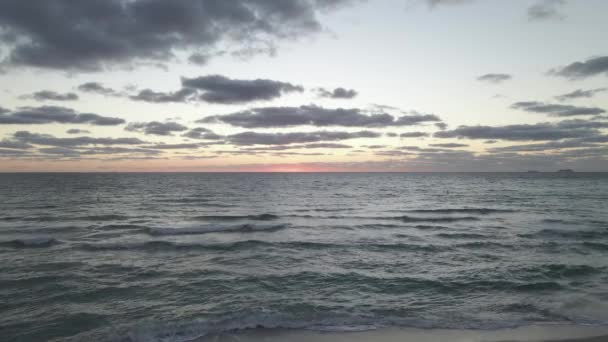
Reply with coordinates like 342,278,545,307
195,325,608,342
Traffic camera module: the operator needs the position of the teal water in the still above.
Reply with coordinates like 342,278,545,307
1,173,607,341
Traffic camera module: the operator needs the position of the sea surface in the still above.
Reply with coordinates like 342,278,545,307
1,172,607,342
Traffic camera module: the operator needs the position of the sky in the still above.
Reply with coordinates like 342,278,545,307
0,0,606,172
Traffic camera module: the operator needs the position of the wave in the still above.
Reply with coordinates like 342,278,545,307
399,215,479,223
435,233,490,239
519,229,608,240
79,239,448,253
0,237,60,248
191,213,279,221
147,223,288,236
408,208,515,215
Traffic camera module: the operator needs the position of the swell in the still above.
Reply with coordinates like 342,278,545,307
191,213,279,221
78,240,448,253
407,208,516,215
0,237,60,248
147,223,288,236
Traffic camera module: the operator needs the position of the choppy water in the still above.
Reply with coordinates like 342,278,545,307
1,173,608,342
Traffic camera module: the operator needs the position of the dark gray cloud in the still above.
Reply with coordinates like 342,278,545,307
427,0,473,7
125,121,188,136
0,139,33,149
435,119,608,141
142,143,201,150
227,130,381,145
488,136,608,153
316,87,358,99
435,122,448,130
202,105,441,128
128,75,303,104
20,90,79,102
400,132,430,138
13,131,146,147
77,82,123,97
66,129,91,135
0,106,125,125
430,143,469,148
182,75,303,104
188,53,211,66
182,127,223,140
549,56,608,79
476,73,512,83
129,88,197,103
555,88,607,101
528,0,566,20
511,101,605,117
0,0,354,71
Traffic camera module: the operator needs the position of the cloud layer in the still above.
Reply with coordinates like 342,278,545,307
0,0,354,71
202,105,442,128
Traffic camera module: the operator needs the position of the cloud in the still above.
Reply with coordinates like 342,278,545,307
399,132,430,138
13,131,146,147
182,75,304,104
142,143,202,150
125,121,188,136
476,73,512,83
528,0,567,21
0,139,33,149
316,87,358,99
435,119,608,141
0,106,125,125
20,90,79,101
129,88,197,103
128,75,303,104
429,143,469,148
182,127,224,140
227,130,381,145
555,88,607,101
66,129,91,135
426,0,473,7
0,0,355,71
202,105,441,128
511,101,605,117
77,82,123,97
549,56,608,79
488,136,608,153
188,53,211,66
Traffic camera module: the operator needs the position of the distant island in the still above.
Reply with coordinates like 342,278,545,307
557,169,575,173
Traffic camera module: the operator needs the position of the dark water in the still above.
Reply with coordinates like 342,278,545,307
1,173,607,341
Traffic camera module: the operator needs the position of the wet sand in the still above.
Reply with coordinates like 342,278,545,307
196,325,608,342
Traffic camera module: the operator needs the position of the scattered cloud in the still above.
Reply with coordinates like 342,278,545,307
125,121,188,136
227,130,381,146
13,131,146,147
435,119,608,141
20,90,78,102
77,82,124,97
549,56,608,79
400,132,430,138
528,0,567,21
511,101,605,117
130,88,197,103
182,75,304,104
477,73,512,83
430,143,469,148
0,106,125,125
66,129,91,135
182,127,223,140
316,87,358,99
202,105,441,128
555,88,607,101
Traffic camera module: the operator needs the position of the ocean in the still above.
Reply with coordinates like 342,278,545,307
1,173,607,342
